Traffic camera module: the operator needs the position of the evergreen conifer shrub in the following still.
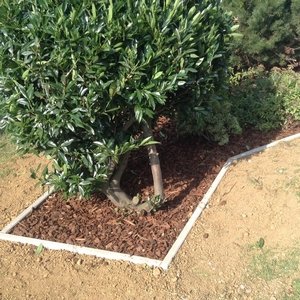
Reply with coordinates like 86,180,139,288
223,0,300,68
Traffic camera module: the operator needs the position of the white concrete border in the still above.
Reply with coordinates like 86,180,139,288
0,232,162,268
1,132,300,270
1,186,55,234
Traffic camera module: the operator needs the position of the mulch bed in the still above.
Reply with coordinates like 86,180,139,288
11,118,300,260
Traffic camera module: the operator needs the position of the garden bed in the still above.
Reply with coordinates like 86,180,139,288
6,118,300,261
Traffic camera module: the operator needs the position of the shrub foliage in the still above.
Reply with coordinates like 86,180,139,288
223,0,300,68
0,0,234,211
229,67,300,131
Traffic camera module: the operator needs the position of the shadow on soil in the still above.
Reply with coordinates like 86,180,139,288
123,119,300,212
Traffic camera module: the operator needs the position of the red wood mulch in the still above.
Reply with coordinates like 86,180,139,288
11,118,300,260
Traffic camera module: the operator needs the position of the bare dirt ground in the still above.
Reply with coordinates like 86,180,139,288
1,137,300,300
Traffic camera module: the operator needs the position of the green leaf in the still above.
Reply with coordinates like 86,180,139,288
134,106,143,123
153,71,163,80
87,153,93,165
63,164,68,174
78,185,85,195
47,141,57,148
230,24,239,32
94,141,105,146
80,180,92,186
61,139,74,147
256,238,265,249
140,136,159,146
30,168,37,179
91,3,97,19
192,11,202,25
108,0,113,23
228,33,243,39
27,85,34,99
35,244,44,255
67,123,75,132
22,69,30,80
17,98,28,106
188,6,196,17
196,57,204,66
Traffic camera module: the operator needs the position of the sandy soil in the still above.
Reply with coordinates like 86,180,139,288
0,154,49,229
1,138,300,300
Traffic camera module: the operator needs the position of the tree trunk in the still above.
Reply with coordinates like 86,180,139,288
100,120,165,212
143,121,165,200
102,153,153,212
104,183,153,212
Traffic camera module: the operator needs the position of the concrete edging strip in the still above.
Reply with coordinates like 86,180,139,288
159,161,231,269
0,132,299,270
228,132,300,162
1,186,55,234
0,232,162,267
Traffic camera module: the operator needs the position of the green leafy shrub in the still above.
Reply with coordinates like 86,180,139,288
273,69,300,121
176,92,242,145
223,0,300,68
174,6,242,145
0,0,233,211
229,66,300,131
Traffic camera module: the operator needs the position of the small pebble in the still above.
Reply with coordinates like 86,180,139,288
152,268,161,278
76,259,83,266
203,233,209,239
